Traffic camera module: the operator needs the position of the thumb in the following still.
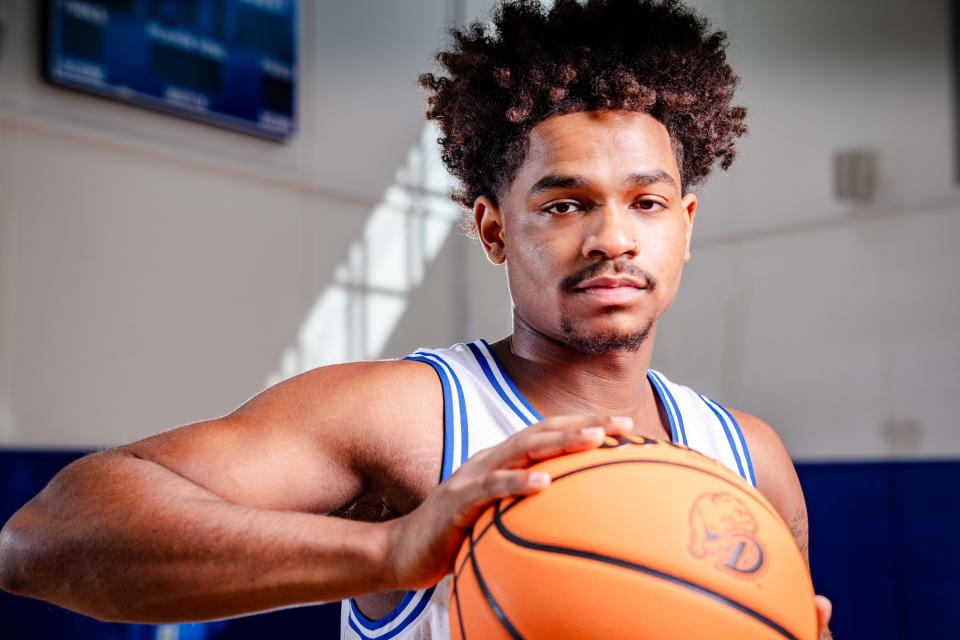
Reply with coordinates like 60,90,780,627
814,595,832,633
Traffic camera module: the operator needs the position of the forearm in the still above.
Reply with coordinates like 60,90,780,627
0,451,391,623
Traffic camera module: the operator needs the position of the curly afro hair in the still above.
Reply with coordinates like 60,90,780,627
419,0,747,219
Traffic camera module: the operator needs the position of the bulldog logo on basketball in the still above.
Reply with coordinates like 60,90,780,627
689,492,765,576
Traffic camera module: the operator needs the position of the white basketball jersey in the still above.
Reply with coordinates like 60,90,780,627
341,339,756,640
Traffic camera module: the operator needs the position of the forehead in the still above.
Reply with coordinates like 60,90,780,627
515,110,680,189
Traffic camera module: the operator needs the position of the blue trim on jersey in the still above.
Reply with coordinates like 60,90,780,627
656,372,689,445
404,355,455,481
347,587,437,640
646,371,678,444
717,401,757,488
648,371,687,445
700,394,747,481
479,339,544,422
466,341,535,426
415,351,470,466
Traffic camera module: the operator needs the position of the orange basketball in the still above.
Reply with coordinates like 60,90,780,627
450,435,817,640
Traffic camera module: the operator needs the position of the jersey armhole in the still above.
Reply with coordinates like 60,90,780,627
346,586,438,640
404,354,456,482
405,351,470,477
342,353,464,639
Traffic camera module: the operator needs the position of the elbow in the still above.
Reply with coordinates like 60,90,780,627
0,511,35,597
0,509,121,622
0,502,70,601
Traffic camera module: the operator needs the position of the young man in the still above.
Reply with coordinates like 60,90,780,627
1,0,832,638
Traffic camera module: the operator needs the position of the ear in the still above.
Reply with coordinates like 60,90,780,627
474,196,506,265
680,192,697,262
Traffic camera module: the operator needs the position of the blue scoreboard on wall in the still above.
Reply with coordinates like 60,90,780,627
43,0,297,140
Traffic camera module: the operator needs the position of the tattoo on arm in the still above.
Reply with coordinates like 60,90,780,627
789,504,832,639
788,503,809,561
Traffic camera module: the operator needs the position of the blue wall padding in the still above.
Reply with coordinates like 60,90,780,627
2,450,959,639
797,461,960,640
0,450,339,639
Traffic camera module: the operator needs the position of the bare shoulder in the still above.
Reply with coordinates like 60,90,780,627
232,358,442,444
233,357,445,497
726,408,809,559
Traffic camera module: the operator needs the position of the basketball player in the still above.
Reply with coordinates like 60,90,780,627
1,1,832,638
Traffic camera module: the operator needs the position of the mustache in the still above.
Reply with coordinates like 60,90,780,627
560,259,658,293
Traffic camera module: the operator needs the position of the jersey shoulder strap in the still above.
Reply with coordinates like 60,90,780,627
647,369,757,488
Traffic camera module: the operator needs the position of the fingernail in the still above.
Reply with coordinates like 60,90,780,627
580,427,605,439
612,416,633,428
528,472,551,487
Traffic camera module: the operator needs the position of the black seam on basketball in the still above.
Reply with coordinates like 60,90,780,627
490,502,800,640
455,498,501,579
452,571,467,640
467,525,524,639
456,457,777,577
455,514,481,579
455,526,471,640
545,459,778,518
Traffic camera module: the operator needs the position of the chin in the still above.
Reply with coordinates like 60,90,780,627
558,315,655,355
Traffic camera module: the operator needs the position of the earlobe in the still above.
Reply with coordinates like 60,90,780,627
474,196,507,265
681,192,697,263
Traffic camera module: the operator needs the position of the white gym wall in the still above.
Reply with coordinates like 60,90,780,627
0,0,957,463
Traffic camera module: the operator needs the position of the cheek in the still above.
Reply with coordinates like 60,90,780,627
505,218,565,278
504,224,573,312
642,220,689,291
506,243,554,300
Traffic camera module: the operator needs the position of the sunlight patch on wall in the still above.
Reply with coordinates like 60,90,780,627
267,124,460,386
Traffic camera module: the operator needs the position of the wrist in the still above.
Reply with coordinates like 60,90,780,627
303,514,402,601
371,517,403,592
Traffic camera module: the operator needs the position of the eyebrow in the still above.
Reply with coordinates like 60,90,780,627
527,170,678,197
627,170,678,189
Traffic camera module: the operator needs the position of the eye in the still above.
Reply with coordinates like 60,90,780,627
634,199,666,212
542,201,583,215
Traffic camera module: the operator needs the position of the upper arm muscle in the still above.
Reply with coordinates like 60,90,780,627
729,409,809,561
119,360,442,515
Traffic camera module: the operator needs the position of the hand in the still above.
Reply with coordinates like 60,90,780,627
815,594,832,638
383,415,634,590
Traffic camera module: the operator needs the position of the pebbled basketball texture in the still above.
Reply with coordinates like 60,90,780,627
450,435,817,640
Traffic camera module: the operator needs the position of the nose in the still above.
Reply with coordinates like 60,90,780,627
581,204,638,260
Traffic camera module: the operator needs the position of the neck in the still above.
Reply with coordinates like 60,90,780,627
491,312,660,421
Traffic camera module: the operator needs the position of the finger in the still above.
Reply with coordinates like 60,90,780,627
534,414,634,435
449,469,550,528
482,468,551,498
519,426,617,463
814,595,832,632
482,423,623,470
